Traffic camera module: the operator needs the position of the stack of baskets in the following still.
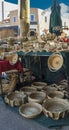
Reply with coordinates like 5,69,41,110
0,74,18,95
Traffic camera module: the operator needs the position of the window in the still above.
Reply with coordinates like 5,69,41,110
45,16,47,22
30,14,35,22
13,16,16,22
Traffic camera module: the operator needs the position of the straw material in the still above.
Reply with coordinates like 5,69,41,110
32,82,47,90
47,90,64,98
5,69,18,74
48,52,63,72
4,91,26,107
43,98,69,120
20,86,37,95
0,75,17,95
60,79,68,85
19,102,42,118
43,85,58,94
57,85,68,91
23,76,35,82
28,91,46,104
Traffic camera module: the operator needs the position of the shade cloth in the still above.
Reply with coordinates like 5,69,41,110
0,60,22,74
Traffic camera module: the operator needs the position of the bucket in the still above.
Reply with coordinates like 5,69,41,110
48,52,63,72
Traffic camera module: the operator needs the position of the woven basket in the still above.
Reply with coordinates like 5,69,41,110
47,90,64,99
57,85,68,91
5,69,18,74
23,76,35,82
60,79,68,85
48,52,63,72
4,91,26,107
43,98,69,120
28,91,46,104
42,84,58,94
19,102,42,118
32,82,47,90
0,75,17,95
20,86,37,95
59,80,68,90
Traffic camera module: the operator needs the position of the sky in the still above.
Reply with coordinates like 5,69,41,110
5,0,69,9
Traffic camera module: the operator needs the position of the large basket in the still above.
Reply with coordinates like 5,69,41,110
48,52,63,72
0,74,17,95
4,91,26,107
43,98,69,120
19,102,42,118
28,91,46,104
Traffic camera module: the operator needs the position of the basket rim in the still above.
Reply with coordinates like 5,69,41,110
19,102,42,118
6,91,25,99
47,90,64,98
48,53,63,71
32,81,47,86
43,98,69,113
28,91,46,103
20,86,37,91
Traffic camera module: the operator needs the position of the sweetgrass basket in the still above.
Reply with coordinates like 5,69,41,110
43,98,69,120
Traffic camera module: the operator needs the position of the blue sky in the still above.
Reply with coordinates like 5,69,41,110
5,0,69,9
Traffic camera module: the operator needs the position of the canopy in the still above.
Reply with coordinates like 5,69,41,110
49,0,62,35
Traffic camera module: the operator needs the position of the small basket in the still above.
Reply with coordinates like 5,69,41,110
59,80,68,90
4,91,26,107
19,102,42,118
23,76,35,82
43,84,58,94
28,91,46,104
60,79,68,85
5,69,18,74
0,74,17,95
43,98,69,120
48,52,63,72
47,90,64,99
32,82,47,90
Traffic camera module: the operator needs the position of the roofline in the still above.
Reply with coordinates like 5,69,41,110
9,7,44,12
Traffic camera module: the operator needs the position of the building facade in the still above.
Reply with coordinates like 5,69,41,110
0,5,69,38
0,8,49,37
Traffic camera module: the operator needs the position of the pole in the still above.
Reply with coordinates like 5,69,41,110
20,0,30,39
